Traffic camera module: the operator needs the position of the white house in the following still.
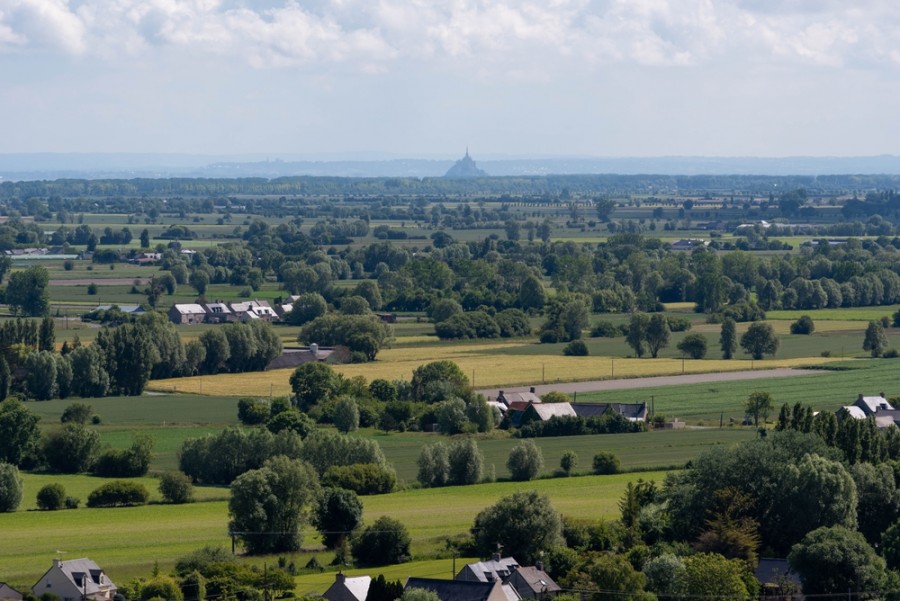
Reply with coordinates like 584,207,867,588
32,558,117,601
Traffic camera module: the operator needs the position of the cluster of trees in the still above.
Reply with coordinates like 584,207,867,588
1,312,281,402
286,360,498,436
447,428,900,600
225,452,409,562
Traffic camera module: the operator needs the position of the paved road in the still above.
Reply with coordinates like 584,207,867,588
477,368,826,399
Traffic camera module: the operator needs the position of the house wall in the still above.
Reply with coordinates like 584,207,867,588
0,584,23,601
32,567,81,601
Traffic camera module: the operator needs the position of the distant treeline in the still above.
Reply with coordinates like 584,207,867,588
4,174,900,199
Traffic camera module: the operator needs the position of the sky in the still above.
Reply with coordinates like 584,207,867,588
1,0,900,158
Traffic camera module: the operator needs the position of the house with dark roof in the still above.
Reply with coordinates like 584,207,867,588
497,389,542,407
32,558,117,601
571,402,648,422
456,555,520,583
456,556,558,600
0,583,22,601
405,577,510,601
504,564,561,600
322,573,371,601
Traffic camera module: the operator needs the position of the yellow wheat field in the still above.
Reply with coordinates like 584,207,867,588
148,341,843,397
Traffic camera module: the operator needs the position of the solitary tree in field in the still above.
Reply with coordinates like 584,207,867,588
863,321,889,358
744,391,775,427
740,322,778,360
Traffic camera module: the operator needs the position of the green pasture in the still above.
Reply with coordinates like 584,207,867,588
576,359,900,423
26,394,240,426
0,471,666,587
366,428,754,482
766,305,900,321
17,473,228,510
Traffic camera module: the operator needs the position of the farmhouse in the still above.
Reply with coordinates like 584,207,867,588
504,564,561,599
456,556,559,600
405,577,512,601
322,573,371,601
571,402,649,422
168,303,207,325
497,389,541,406
456,555,520,583
670,239,708,251
838,393,900,428
32,558,117,601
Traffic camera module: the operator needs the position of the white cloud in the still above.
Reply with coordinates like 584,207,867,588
0,0,898,77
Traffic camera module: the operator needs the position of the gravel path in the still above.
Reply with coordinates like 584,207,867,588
477,368,826,399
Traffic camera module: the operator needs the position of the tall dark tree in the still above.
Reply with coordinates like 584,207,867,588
6,266,50,316
38,316,55,352
720,317,737,359
315,487,364,549
646,313,671,358
94,324,158,396
0,398,40,467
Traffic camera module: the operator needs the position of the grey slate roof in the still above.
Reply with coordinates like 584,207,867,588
406,578,499,601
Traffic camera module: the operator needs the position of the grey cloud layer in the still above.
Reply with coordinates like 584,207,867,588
1,0,898,70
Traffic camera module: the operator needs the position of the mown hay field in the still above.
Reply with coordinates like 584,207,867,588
149,342,841,396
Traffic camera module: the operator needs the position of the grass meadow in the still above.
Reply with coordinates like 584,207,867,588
0,472,668,588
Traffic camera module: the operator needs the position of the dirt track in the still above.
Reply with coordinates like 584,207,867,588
477,368,826,399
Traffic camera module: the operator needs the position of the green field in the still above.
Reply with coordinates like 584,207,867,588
0,471,668,588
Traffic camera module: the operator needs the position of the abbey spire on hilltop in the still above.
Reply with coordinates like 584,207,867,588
444,148,488,178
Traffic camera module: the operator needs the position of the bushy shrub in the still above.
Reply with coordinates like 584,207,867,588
237,398,270,425
790,315,815,335
667,316,692,332
351,516,411,566
92,434,153,477
37,483,66,510
563,340,589,356
87,480,150,508
592,452,621,475
590,321,620,338
0,462,23,512
560,450,578,475
159,471,194,504
60,402,93,424
321,463,397,495
506,440,544,481
140,576,184,601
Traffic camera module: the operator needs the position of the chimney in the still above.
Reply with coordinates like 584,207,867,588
858,394,864,402
491,552,501,562
53,558,62,568
881,392,886,399
535,560,544,572
336,573,346,584
530,387,536,393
